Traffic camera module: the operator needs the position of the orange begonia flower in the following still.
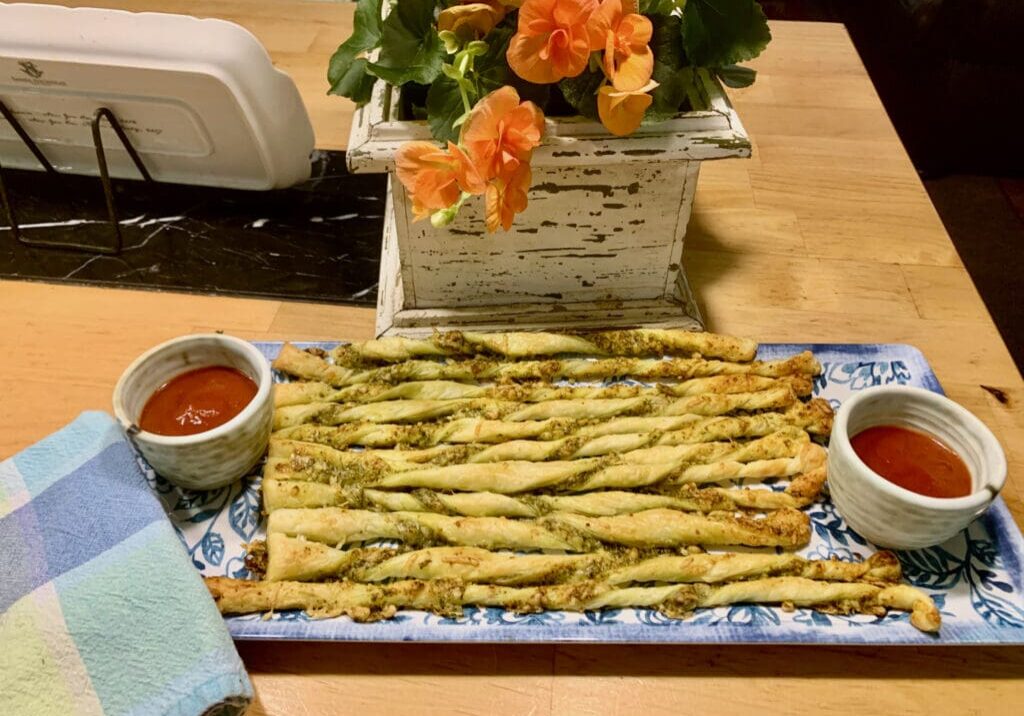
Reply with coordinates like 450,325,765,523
463,86,545,182
438,2,506,40
597,80,657,136
396,141,485,221
595,0,653,91
486,162,532,232
448,142,488,195
507,0,604,84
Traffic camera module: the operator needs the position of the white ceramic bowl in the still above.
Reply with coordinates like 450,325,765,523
113,334,273,491
828,385,1006,549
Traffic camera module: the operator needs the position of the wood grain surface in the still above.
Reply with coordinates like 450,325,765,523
3,3,1023,714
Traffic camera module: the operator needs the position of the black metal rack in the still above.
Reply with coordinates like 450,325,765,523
0,100,153,255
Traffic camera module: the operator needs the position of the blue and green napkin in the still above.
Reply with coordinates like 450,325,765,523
0,411,252,716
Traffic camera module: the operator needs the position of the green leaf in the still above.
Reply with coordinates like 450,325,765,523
558,69,604,121
647,13,693,121
681,0,771,68
330,58,378,104
426,75,466,143
716,63,756,88
367,0,445,86
327,0,383,103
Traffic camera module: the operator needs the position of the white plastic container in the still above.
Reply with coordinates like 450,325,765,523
0,3,314,189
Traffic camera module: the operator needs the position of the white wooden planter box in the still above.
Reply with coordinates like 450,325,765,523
347,70,750,337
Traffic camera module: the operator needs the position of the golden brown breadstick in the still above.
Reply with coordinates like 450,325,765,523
263,429,811,488
271,400,834,448
258,535,903,586
204,576,940,632
260,480,823,515
271,342,820,387
273,374,814,408
266,507,811,551
272,387,799,431
330,329,758,364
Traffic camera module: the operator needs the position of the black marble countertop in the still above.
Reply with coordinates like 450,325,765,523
0,151,385,304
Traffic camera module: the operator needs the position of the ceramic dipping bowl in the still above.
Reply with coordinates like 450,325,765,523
113,334,272,491
828,385,1006,549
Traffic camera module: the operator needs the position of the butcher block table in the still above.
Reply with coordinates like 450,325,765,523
3,1,1024,714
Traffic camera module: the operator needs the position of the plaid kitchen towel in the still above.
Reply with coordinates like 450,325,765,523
0,411,252,716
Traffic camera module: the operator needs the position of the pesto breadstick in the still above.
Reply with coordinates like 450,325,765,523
272,342,820,387
266,506,595,551
272,399,834,448
260,480,822,515
272,386,798,430
266,507,811,551
259,537,611,583
264,431,814,492
265,447,821,495
265,429,809,483
467,579,939,632
331,329,758,364
273,374,814,408
258,536,902,586
205,576,940,632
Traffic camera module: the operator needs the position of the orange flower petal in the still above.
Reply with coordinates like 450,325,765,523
590,0,617,49
463,86,545,181
448,142,487,195
610,46,653,91
599,4,653,91
438,3,505,40
507,33,562,84
486,163,532,232
597,82,656,137
508,0,599,83
395,141,463,221
618,13,651,46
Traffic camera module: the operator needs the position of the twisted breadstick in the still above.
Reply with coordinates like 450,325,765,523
273,374,814,408
272,400,834,448
330,329,758,364
261,479,821,515
272,343,820,388
265,438,824,496
272,387,798,430
266,507,811,551
265,429,809,484
205,576,940,632
257,536,902,585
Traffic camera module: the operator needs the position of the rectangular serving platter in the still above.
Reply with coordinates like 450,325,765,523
151,342,1024,644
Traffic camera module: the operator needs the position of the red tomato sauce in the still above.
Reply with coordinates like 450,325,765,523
139,366,257,436
850,425,972,498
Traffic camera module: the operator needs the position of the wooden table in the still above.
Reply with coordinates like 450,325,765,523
5,2,1024,713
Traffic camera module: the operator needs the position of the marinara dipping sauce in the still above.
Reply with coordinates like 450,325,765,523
139,366,258,436
850,425,972,499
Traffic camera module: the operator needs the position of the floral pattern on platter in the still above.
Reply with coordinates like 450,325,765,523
155,342,1024,644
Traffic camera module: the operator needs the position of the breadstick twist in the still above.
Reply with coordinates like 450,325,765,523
330,328,758,364
266,506,811,552
271,343,820,388
205,576,940,632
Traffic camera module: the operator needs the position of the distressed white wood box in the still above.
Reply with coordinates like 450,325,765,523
347,70,750,337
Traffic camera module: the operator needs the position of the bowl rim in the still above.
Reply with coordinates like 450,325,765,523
112,333,272,446
832,385,1007,512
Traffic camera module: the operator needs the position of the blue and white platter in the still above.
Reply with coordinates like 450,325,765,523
151,342,1024,644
